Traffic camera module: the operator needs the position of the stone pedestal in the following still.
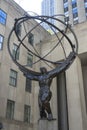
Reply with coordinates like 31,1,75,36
38,120,57,130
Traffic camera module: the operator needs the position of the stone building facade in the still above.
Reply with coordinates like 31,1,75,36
55,0,87,24
0,0,87,130
0,0,50,130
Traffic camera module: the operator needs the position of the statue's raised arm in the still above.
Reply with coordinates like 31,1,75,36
19,51,76,82
19,65,40,81
47,51,76,79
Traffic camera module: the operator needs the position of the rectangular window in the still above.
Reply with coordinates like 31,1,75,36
0,9,7,25
13,43,20,60
64,7,68,12
6,100,15,120
85,8,87,13
73,12,78,18
65,16,69,23
28,33,34,46
16,24,22,36
27,53,33,67
63,0,68,3
72,7,78,14
0,35,4,50
72,2,77,8
9,69,17,87
84,0,87,17
24,105,31,123
25,77,32,93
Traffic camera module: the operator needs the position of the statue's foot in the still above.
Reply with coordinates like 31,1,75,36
47,114,56,121
47,114,53,121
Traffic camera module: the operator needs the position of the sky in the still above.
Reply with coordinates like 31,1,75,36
14,0,42,15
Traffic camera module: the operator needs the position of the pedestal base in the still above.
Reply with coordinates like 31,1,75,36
38,119,57,130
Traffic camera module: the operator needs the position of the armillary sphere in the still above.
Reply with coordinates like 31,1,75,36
7,13,78,76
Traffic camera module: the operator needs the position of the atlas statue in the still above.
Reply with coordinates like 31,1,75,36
24,67,53,120
7,14,78,121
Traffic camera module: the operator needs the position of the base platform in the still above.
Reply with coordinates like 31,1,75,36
38,119,57,130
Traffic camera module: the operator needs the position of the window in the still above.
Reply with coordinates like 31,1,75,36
13,43,20,60
25,77,32,93
0,35,4,50
64,7,68,12
6,100,15,120
72,2,77,8
85,7,87,13
84,0,87,17
72,7,78,14
27,53,33,67
73,12,78,18
16,23,22,36
28,33,34,46
24,105,31,123
9,69,17,87
65,16,69,23
63,0,68,3
0,9,7,25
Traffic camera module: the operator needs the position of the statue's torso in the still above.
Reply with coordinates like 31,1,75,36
38,76,52,101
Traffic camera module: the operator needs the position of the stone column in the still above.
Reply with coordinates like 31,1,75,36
57,72,69,130
77,0,86,23
77,57,87,130
66,57,86,130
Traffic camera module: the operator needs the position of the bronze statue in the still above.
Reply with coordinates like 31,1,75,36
24,67,53,120
19,52,76,121
7,14,78,121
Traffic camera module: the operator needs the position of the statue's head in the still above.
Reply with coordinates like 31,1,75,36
40,67,47,74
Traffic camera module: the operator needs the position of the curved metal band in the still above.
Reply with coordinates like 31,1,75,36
7,15,78,76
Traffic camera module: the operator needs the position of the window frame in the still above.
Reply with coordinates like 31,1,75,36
63,0,68,3
85,7,87,13
84,0,87,2
64,7,68,12
25,77,32,93
6,100,15,120
0,34,4,50
27,53,33,68
28,33,34,46
65,16,69,23
0,9,7,25
24,105,31,123
72,2,77,8
16,23,22,36
9,69,17,87
73,12,78,19
12,43,20,60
